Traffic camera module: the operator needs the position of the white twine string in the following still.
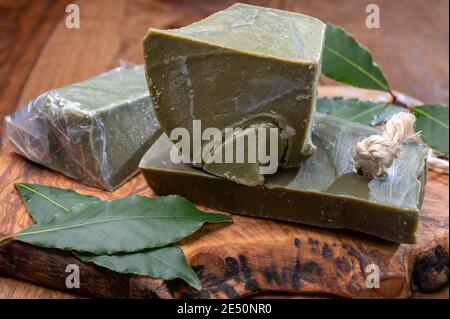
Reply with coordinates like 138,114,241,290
354,112,417,178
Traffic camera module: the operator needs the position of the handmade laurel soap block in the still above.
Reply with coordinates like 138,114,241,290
143,3,326,184
140,113,428,243
5,66,161,191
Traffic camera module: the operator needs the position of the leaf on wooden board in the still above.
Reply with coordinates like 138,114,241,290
14,184,217,290
16,183,100,224
316,97,403,126
412,104,449,155
322,23,391,92
75,246,202,290
16,194,231,254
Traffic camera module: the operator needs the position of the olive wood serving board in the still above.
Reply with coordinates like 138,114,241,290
0,87,448,299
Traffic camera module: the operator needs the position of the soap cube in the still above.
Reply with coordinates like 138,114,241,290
140,113,428,243
5,66,161,190
143,3,326,178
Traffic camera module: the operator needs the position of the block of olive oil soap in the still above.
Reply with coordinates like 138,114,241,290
143,3,326,185
140,113,428,243
5,66,161,191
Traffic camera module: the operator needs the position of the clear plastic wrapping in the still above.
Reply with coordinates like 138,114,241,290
4,65,161,191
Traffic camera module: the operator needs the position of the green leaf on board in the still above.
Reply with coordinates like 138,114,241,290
412,104,449,155
75,246,202,290
16,183,100,224
16,194,231,254
15,183,232,290
322,23,390,92
316,97,403,126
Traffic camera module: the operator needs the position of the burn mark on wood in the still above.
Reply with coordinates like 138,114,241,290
343,243,366,273
129,277,162,299
280,267,293,288
197,269,227,289
346,274,359,294
192,264,204,279
412,245,449,293
291,258,301,289
238,255,259,293
175,264,241,299
300,261,323,283
215,282,240,299
165,278,185,295
224,257,240,281
322,243,332,259
294,238,301,248
185,289,210,299
264,264,282,285
279,258,323,289
165,255,256,298
336,257,352,273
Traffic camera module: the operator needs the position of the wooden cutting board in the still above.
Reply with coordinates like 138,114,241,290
1,0,448,298
0,86,448,299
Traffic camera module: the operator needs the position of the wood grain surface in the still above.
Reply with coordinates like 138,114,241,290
0,86,448,299
0,0,448,299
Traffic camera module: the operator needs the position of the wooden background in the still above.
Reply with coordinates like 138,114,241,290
0,0,448,298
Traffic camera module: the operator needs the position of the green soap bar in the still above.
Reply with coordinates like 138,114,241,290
143,3,326,184
202,123,286,186
5,66,161,190
140,113,428,243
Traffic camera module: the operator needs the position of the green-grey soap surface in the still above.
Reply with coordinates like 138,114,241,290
140,113,428,243
5,66,161,190
143,3,326,185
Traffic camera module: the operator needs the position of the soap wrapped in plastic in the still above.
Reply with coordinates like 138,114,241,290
4,65,161,190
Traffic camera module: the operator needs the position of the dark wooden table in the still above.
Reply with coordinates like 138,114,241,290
0,0,448,299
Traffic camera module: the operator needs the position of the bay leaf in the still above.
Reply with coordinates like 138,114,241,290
322,23,390,92
16,193,231,254
317,97,403,126
16,183,100,224
15,183,215,289
75,246,202,290
412,104,449,155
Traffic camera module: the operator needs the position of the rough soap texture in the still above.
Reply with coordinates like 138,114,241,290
143,3,326,184
5,66,161,191
140,113,428,243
